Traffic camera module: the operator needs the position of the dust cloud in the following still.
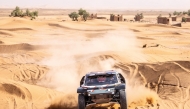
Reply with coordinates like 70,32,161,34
126,82,159,108
37,29,159,108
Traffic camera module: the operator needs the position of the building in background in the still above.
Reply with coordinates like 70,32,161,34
110,14,123,21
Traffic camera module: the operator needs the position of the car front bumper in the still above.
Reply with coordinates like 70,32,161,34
87,88,115,103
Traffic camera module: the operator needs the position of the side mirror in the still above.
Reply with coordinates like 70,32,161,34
80,76,85,86
119,73,126,83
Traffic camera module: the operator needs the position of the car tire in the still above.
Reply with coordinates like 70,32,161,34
78,94,86,109
119,90,127,109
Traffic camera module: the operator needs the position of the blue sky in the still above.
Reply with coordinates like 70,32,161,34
0,0,190,9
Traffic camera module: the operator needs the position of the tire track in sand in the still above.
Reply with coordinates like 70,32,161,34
0,81,33,109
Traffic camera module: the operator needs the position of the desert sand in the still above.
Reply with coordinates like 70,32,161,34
0,9,190,109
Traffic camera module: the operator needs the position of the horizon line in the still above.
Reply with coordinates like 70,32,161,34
0,7,189,11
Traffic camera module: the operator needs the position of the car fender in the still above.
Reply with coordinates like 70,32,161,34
115,83,125,90
77,87,87,93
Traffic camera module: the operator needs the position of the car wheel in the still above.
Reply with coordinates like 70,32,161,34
119,90,127,109
111,107,115,109
78,94,86,109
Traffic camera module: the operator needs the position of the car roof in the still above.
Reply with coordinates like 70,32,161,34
86,70,118,76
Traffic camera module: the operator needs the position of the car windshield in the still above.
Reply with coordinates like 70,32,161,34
85,74,118,86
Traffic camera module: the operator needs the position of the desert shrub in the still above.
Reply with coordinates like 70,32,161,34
188,9,190,16
183,11,187,15
134,13,144,21
78,8,89,21
173,11,178,15
33,11,38,17
174,10,190,16
177,12,182,16
68,12,79,21
78,8,86,16
182,17,187,23
68,8,89,21
82,11,89,21
9,6,38,20
173,11,184,16
9,6,23,17
24,9,38,18
25,9,30,16
169,13,171,17
140,13,144,19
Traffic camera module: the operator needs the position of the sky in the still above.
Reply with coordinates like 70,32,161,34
0,0,190,10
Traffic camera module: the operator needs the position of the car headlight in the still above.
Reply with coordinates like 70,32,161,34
106,88,114,92
87,90,93,92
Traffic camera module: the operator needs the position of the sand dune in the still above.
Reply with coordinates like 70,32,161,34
48,23,114,31
0,28,33,31
0,31,12,36
0,15,190,109
0,43,38,53
49,24,111,31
